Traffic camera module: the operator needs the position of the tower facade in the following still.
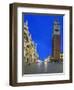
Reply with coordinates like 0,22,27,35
52,20,60,60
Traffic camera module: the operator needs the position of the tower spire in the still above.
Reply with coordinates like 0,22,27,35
53,19,60,35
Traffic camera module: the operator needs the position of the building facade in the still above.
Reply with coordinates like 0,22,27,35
24,21,39,63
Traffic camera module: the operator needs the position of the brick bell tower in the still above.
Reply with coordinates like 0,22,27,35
52,20,60,61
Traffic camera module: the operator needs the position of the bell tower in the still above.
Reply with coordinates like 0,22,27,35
52,20,60,61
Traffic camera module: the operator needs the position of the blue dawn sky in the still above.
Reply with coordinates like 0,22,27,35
23,13,63,61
